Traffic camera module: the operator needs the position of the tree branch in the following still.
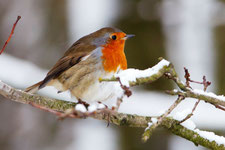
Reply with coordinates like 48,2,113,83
142,95,185,142
0,80,75,111
0,80,225,149
166,90,225,108
0,16,21,55
101,59,225,109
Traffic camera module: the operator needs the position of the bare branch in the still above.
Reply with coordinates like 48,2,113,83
0,80,75,111
142,95,185,142
179,99,200,123
166,90,225,109
0,80,225,149
180,75,211,123
0,16,21,55
184,67,191,88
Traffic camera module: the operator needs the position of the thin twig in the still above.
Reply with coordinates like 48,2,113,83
184,67,191,88
0,16,21,55
203,76,211,91
142,95,185,142
112,97,124,111
166,89,225,108
180,99,200,123
180,75,211,123
215,105,225,111
117,77,132,97
29,102,69,118
184,68,211,88
29,101,115,121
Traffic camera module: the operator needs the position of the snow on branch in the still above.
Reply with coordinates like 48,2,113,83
100,58,225,109
193,89,225,102
100,58,172,87
0,80,224,149
171,109,225,148
167,89,225,109
115,58,170,86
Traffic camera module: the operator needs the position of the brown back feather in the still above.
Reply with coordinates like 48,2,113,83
39,42,96,89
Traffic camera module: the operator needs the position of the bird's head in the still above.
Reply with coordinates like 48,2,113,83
78,27,134,48
90,27,134,72
75,27,134,72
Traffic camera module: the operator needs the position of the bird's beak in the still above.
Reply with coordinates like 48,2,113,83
123,34,135,40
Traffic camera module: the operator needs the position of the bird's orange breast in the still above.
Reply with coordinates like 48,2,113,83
101,39,127,72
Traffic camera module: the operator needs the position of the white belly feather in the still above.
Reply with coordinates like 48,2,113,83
80,71,123,104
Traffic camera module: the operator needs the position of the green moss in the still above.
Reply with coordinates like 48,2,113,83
22,92,76,111
162,118,225,150
2,81,225,149
120,117,129,126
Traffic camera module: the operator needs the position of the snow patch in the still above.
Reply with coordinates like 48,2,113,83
145,122,153,131
172,109,192,121
171,109,196,130
173,89,179,93
88,104,98,112
145,117,158,131
172,109,225,146
98,103,106,109
88,103,106,112
151,117,158,123
194,129,225,146
75,104,87,113
193,89,225,102
182,120,196,130
115,59,170,86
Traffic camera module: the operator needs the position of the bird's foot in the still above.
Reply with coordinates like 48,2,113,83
97,101,108,109
78,99,90,108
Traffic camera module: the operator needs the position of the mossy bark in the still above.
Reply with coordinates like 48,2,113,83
0,81,224,149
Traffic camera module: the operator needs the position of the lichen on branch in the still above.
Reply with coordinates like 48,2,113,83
0,80,225,149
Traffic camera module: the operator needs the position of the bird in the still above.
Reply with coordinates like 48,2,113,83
25,27,134,104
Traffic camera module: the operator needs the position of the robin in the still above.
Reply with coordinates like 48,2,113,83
25,27,134,104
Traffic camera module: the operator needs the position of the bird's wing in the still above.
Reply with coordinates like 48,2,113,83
39,42,96,89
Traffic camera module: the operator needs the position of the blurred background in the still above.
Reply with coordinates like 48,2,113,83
0,0,225,149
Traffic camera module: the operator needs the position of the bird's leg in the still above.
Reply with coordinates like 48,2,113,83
96,102,118,127
97,101,108,109
78,98,90,108
111,97,123,111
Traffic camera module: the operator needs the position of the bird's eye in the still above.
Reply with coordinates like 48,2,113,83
111,35,117,40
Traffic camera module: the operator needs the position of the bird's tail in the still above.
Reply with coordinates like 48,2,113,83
24,81,43,94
